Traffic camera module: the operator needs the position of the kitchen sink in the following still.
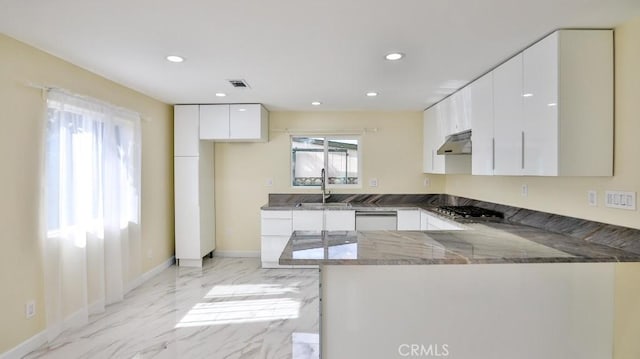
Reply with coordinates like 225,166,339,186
296,202,352,209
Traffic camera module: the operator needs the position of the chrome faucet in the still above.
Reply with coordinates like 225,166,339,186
320,168,331,204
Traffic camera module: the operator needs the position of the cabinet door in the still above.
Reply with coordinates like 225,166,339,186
174,105,200,156
423,109,436,173
457,86,472,133
493,54,524,175
470,72,495,175
174,157,201,259
423,107,445,174
261,236,291,268
420,210,429,230
230,104,262,140
292,210,323,231
433,103,446,173
325,210,355,231
523,33,559,176
397,210,421,230
448,90,471,134
198,141,215,255
200,104,230,140
261,210,292,236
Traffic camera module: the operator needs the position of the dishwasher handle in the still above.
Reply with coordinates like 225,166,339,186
355,211,397,217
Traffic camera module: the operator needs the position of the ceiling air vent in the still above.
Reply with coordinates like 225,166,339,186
228,79,250,88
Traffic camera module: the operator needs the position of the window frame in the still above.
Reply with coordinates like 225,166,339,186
290,134,363,190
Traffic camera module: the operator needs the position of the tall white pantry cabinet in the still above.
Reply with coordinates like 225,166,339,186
174,105,215,267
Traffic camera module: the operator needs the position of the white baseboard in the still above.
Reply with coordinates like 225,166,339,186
214,250,260,258
0,256,176,359
88,299,105,315
125,256,175,293
0,329,47,359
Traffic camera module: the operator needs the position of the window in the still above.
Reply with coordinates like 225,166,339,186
45,90,141,237
42,89,142,338
291,136,360,187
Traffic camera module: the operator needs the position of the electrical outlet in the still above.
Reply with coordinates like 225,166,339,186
423,177,430,187
521,184,528,197
26,300,35,319
369,178,378,187
147,249,153,259
265,178,273,187
587,190,597,207
605,191,636,210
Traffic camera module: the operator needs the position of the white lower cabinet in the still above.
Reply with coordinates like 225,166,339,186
420,209,464,231
261,209,355,268
397,210,421,230
325,210,355,231
261,210,293,268
292,210,324,231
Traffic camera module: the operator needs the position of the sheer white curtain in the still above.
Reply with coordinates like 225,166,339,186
43,90,141,340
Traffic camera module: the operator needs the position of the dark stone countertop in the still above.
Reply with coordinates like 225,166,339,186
261,202,428,211
279,223,640,265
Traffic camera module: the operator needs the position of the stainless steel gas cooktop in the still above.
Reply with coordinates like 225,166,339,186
433,205,504,219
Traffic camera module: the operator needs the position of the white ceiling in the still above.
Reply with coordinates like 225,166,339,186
1,0,639,111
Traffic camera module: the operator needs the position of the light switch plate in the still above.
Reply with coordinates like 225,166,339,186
26,300,35,319
587,190,597,206
605,191,636,210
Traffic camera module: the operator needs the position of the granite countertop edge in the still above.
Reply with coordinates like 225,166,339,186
279,255,640,266
261,203,430,211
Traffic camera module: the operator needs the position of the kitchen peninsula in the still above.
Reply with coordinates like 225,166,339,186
268,194,640,359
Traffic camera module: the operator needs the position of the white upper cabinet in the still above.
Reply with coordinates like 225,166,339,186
493,54,524,176
447,88,472,135
229,104,267,140
423,107,444,174
470,72,494,175
174,105,200,157
522,32,558,176
439,29,613,177
199,104,229,140
200,104,269,142
522,30,613,176
423,103,472,175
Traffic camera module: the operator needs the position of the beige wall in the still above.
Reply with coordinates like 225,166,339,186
445,17,640,230
614,263,640,359
0,34,174,353
214,111,445,252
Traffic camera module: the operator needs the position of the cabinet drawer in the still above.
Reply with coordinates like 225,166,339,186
261,218,292,236
261,210,293,219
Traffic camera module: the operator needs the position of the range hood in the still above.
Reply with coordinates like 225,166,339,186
437,129,472,155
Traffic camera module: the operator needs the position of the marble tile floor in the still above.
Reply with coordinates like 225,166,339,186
24,258,320,359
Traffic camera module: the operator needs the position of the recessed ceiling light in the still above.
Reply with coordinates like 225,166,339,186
311,101,322,106
215,93,227,97
385,52,404,61
366,92,378,97
238,108,247,112
523,93,534,97
547,103,557,107
166,55,184,63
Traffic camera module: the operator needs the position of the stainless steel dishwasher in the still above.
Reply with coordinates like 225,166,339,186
355,211,398,230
